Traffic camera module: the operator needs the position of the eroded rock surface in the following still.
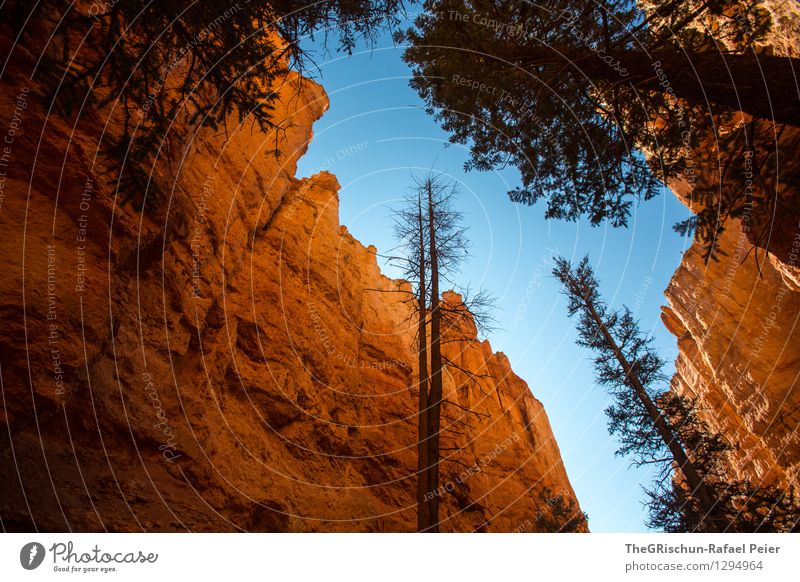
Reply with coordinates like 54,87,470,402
0,38,582,532
660,1,800,493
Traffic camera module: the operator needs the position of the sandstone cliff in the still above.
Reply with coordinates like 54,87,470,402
0,31,582,532
661,0,800,492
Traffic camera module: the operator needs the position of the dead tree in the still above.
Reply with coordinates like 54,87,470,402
391,187,430,531
391,174,495,532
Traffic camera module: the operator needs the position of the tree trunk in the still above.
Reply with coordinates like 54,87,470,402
517,46,800,127
415,193,430,532
425,181,443,532
583,300,717,519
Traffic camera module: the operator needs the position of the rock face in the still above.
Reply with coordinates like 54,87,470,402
662,218,800,490
661,1,800,493
0,35,582,531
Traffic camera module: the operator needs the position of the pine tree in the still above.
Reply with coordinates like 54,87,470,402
533,488,589,533
554,255,800,531
647,393,800,532
10,0,405,208
400,1,797,253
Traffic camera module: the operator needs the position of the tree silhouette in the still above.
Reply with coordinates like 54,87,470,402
400,1,798,255
8,0,405,208
392,182,432,531
533,488,588,533
554,255,800,531
390,174,494,531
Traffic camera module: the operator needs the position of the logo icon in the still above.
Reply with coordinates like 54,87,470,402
20,542,46,570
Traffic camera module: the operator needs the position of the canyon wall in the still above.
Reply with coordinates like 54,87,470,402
661,0,800,492
662,217,800,491
0,30,582,532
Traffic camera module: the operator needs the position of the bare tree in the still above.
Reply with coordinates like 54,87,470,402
390,174,495,532
425,176,443,532
391,186,430,531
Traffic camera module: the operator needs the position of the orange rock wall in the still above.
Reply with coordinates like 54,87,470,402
660,0,800,492
662,220,800,490
0,39,581,531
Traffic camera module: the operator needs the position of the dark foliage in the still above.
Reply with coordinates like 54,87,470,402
554,255,800,531
10,0,405,208
399,1,799,258
534,488,588,533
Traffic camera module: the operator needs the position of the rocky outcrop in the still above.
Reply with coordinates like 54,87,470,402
661,0,800,493
662,218,800,490
0,31,582,531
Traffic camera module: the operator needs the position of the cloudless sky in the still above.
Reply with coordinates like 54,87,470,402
296,26,693,532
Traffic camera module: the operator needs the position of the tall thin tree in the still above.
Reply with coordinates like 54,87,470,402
425,176,444,532
390,174,492,531
391,187,430,531
553,255,799,531
415,191,430,532
553,256,715,515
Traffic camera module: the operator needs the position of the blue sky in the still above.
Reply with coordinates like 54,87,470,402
296,31,693,532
